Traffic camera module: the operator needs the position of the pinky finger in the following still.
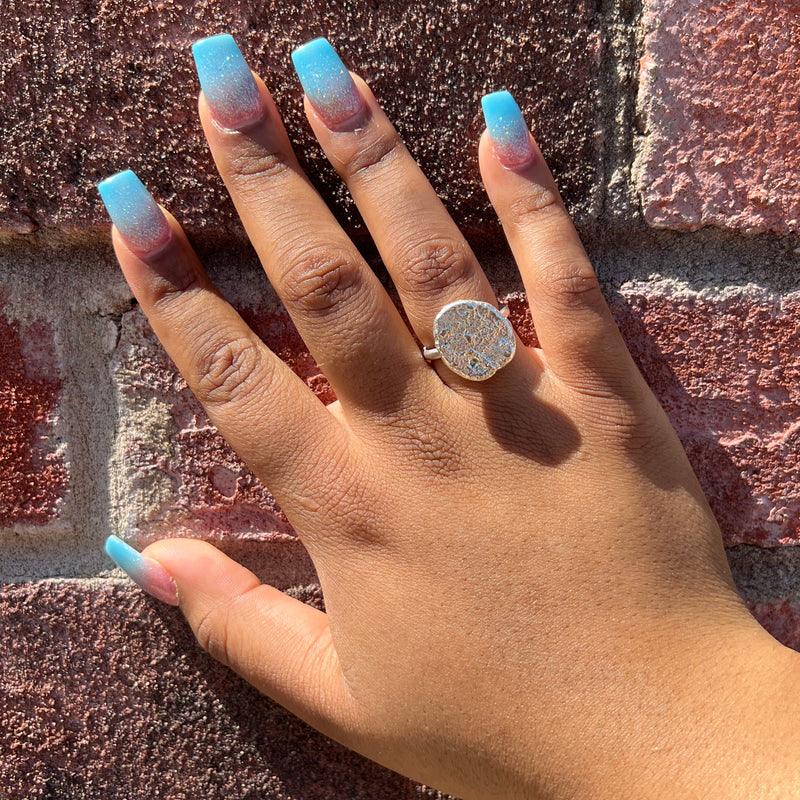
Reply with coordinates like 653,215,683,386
478,91,635,394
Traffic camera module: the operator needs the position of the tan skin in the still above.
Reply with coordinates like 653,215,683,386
109,67,800,798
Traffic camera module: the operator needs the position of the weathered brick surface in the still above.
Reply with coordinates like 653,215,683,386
111,282,800,547
746,600,800,652
112,304,332,543
1,580,796,799
0,0,602,235
5,1,800,792
727,545,800,604
0,306,66,527
637,0,800,234
509,284,800,545
0,581,433,800
613,285,800,546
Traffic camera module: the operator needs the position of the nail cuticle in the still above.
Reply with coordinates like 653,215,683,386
493,143,536,172
313,103,369,134
207,104,266,136
137,224,175,260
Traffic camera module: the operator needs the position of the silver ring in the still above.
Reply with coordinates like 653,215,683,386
422,300,516,381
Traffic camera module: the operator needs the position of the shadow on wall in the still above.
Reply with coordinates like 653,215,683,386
153,601,424,800
609,286,800,548
610,291,757,541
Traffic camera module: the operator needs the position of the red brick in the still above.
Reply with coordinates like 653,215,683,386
612,285,800,545
0,307,66,527
0,581,424,799
0,0,603,234
637,0,800,234
114,284,800,547
113,305,332,542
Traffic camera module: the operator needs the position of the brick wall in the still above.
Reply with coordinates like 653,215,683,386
1,0,799,796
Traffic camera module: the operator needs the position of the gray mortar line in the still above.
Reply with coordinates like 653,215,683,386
727,545,800,604
584,225,800,294
595,0,646,228
0,235,132,579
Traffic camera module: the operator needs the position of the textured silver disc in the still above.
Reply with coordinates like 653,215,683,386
432,300,516,380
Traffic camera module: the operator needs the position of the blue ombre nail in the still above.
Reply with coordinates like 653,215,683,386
105,535,179,606
481,91,534,167
192,33,262,129
97,170,171,254
291,37,363,125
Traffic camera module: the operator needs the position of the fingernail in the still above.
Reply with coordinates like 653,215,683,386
97,170,172,254
105,535,179,606
291,37,364,125
481,91,535,167
192,33,263,129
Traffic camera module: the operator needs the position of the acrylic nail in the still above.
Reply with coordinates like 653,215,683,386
481,91,535,167
192,33,263,129
105,535,179,606
291,37,364,125
97,170,172,254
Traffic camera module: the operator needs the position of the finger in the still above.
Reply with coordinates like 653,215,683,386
97,170,354,525
292,38,499,352
192,34,434,415
478,91,636,393
139,537,360,741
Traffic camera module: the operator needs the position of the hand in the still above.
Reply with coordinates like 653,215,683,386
100,35,800,799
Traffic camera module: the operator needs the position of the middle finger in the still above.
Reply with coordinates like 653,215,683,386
192,34,437,415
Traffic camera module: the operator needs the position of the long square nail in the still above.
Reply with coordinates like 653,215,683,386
192,33,263,129
105,535,179,606
481,91,534,167
291,37,363,125
97,170,171,254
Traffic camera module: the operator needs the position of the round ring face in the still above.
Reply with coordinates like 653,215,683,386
432,300,516,381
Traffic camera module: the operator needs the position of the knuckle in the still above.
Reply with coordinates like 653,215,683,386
193,334,267,407
583,395,641,433
149,270,203,311
508,184,561,224
346,129,403,179
577,389,660,452
613,417,664,459
227,143,291,184
377,411,465,477
407,432,464,476
195,604,231,666
542,261,602,309
305,448,389,548
400,236,473,296
279,247,363,314
146,258,203,306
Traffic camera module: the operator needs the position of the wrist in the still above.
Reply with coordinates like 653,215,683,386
467,616,800,800
559,622,800,800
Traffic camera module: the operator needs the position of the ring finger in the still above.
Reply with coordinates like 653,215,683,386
291,39,533,386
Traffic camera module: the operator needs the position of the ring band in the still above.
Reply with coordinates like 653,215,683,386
422,300,516,381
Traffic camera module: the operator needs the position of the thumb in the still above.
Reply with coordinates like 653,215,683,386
106,535,358,739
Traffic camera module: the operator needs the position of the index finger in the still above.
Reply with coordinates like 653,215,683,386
98,170,356,533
